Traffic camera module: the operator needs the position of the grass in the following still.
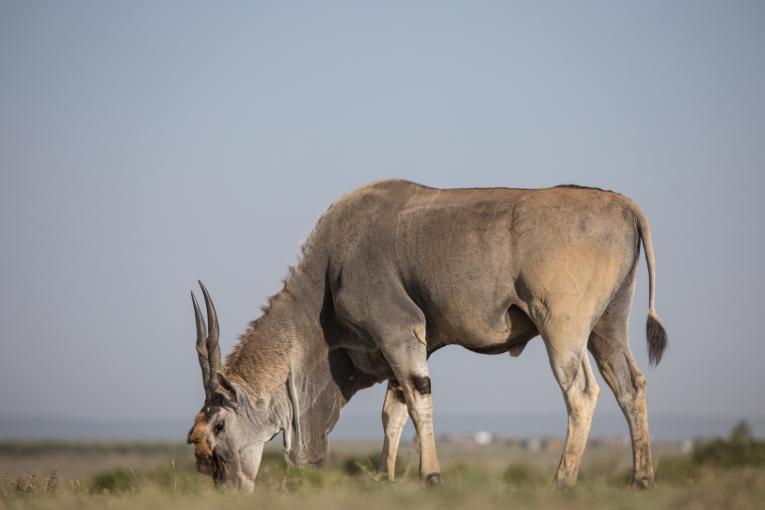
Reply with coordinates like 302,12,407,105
4,423,765,510
1,443,764,510
2,463,764,510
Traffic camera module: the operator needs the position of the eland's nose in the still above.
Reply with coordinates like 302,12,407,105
195,452,213,475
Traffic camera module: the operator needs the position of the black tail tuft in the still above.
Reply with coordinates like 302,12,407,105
646,313,668,367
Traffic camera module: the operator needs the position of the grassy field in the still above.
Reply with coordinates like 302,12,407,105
1,438,763,510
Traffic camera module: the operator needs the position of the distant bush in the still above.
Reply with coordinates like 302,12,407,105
0,441,188,457
693,438,765,468
692,420,765,468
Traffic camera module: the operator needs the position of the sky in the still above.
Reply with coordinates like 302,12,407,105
1,1,764,441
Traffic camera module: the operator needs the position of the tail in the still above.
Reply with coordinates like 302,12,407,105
632,202,668,367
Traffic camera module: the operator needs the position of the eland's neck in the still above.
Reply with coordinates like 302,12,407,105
221,238,376,465
223,246,329,400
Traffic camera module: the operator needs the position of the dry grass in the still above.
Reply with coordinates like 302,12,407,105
1,441,763,510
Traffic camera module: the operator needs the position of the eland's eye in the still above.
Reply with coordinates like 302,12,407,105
213,420,225,434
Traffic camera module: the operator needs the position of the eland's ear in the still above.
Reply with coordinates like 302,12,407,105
214,371,243,404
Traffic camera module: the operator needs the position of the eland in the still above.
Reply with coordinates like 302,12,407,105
187,180,667,490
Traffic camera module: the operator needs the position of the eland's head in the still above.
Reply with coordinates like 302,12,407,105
186,282,281,492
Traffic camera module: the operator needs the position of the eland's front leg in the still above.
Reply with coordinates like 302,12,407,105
332,270,439,484
379,379,409,480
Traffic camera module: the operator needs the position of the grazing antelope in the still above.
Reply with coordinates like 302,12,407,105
187,180,667,491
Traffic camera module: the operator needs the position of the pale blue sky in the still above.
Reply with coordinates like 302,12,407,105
1,1,764,440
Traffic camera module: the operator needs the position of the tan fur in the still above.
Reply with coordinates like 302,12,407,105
188,412,211,455
378,381,409,480
225,318,294,398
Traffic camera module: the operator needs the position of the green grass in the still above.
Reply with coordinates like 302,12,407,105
2,453,764,510
3,429,765,510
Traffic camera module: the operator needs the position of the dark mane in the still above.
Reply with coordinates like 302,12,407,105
555,184,615,193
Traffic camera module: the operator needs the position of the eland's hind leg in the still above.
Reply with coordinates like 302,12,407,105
589,310,655,488
379,379,409,480
542,322,600,487
382,340,442,485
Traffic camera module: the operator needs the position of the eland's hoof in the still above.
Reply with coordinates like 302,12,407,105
554,475,576,489
632,477,655,490
425,473,442,486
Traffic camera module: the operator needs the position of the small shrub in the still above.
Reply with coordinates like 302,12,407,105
12,474,42,497
579,456,629,485
341,453,378,476
141,464,210,493
655,455,698,483
44,470,61,496
503,462,546,488
90,466,138,493
282,466,328,491
446,461,490,482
